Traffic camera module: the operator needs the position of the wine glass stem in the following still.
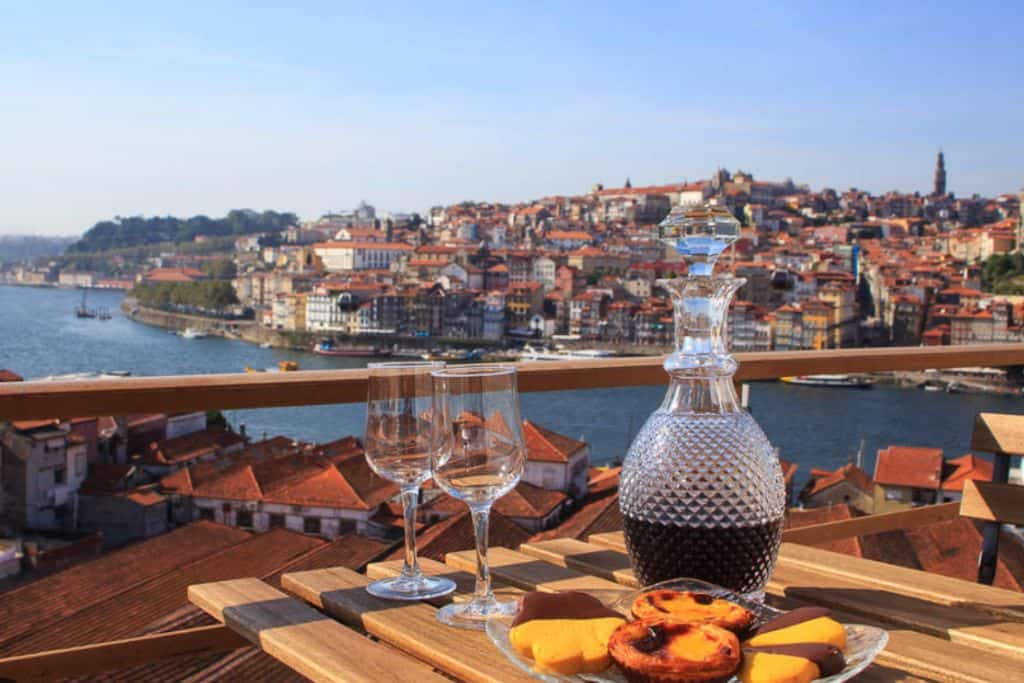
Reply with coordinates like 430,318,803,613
470,504,492,601
400,485,421,580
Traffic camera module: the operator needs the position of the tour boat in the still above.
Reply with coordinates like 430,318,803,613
180,328,208,339
518,344,615,361
312,340,388,357
780,374,874,389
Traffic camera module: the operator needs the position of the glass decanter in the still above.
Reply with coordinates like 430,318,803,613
619,205,786,599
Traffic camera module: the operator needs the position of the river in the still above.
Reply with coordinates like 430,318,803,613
2,284,1019,491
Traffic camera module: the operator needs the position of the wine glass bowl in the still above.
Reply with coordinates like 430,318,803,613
430,365,526,629
363,361,456,601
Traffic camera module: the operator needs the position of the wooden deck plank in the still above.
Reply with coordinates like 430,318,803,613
780,503,962,544
971,412,1024,456
777,543,1024,619
282,565,536,683
517,542,1024,682
5,344,1024,420
960,480,1024,526
188,577,447,683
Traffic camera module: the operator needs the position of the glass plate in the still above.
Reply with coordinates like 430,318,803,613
486,578,888,683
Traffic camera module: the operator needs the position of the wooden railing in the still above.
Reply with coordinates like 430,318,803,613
2,343,1024,680
1,343,1022,421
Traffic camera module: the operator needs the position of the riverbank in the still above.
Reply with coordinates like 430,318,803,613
120,299,513,354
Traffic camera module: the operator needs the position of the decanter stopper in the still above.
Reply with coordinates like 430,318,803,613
659,204,740,277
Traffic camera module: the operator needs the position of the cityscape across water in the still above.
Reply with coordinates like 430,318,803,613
2,284,1017,491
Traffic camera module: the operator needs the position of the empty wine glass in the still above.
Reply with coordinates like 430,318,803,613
364,361,456,600
430,365,526,629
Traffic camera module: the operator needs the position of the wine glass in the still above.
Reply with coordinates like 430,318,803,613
363,361,456,600
430,365,526,629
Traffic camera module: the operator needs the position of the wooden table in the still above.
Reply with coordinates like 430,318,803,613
188,534,1024,683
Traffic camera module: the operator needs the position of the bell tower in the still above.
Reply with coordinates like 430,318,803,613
933,150,947,196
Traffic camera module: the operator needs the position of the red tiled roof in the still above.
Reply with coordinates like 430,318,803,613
940,454,994,492
313,241,413,251
874,446,944,489
145,427,246,466
0,522,250,655
779,459,798,485
529,490,621,542
787,505,863,557
390,508,531,563
805,463,874,497
523,420,587,463
494,481,569,519
0,369,23,382
4,528,325,657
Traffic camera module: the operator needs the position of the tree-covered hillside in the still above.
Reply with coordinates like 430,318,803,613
68,210,298,253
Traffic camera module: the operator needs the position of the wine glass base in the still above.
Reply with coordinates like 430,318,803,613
436,596,517,630
366,575,456,601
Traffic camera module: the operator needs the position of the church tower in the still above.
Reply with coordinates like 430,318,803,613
933,150,947,196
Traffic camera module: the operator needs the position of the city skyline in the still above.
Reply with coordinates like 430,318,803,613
3,2,1023,235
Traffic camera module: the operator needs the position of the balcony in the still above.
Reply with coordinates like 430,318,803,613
0,343,1022,682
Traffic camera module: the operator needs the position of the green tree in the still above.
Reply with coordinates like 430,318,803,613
203,259,237,280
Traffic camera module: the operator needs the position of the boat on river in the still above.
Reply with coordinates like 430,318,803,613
518,344,616,361
312,339,388,357
780,374,874,389
180,328,208,339
74,291,96,319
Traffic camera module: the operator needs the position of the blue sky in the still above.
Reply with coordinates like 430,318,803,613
2,2,1021,235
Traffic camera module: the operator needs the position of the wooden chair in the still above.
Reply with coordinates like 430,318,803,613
966,412,1024,584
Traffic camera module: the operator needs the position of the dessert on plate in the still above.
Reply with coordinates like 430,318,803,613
630,589,755,633
607,617,741,683
508,591,626,675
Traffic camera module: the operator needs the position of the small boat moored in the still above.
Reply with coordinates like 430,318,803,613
780,374,874,389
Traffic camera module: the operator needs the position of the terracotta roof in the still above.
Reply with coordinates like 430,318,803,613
0,369,23,382
874,446,944,489
779,459,798,485
391,508,531,563
805,463,874,497
906,518,1023,592
523,420,587,463
5,528,324,657
494,481,569,520
145,427,246,466
0,522,250,655
786,505,862,557
529,490,621,542
940,454,994,492
313,241,413,251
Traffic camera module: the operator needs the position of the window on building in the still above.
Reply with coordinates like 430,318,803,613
884,488,903,501
236,509,254,529
303,517,321,534
269,513,286,529
198,507,215,521
53,467,65,484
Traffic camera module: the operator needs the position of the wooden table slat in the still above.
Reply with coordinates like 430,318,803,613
777,543,1024,619
281,563,535,683
187,577,448,683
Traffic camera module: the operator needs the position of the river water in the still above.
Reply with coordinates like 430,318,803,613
2,284,1019,491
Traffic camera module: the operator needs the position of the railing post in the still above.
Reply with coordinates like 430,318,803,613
977,452,1011,585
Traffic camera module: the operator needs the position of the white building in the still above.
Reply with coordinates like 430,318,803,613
313,241,413,272
531,256,557,292
161,442,398,539
306,289,361,333
1,421,88,530
521,420,590,500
